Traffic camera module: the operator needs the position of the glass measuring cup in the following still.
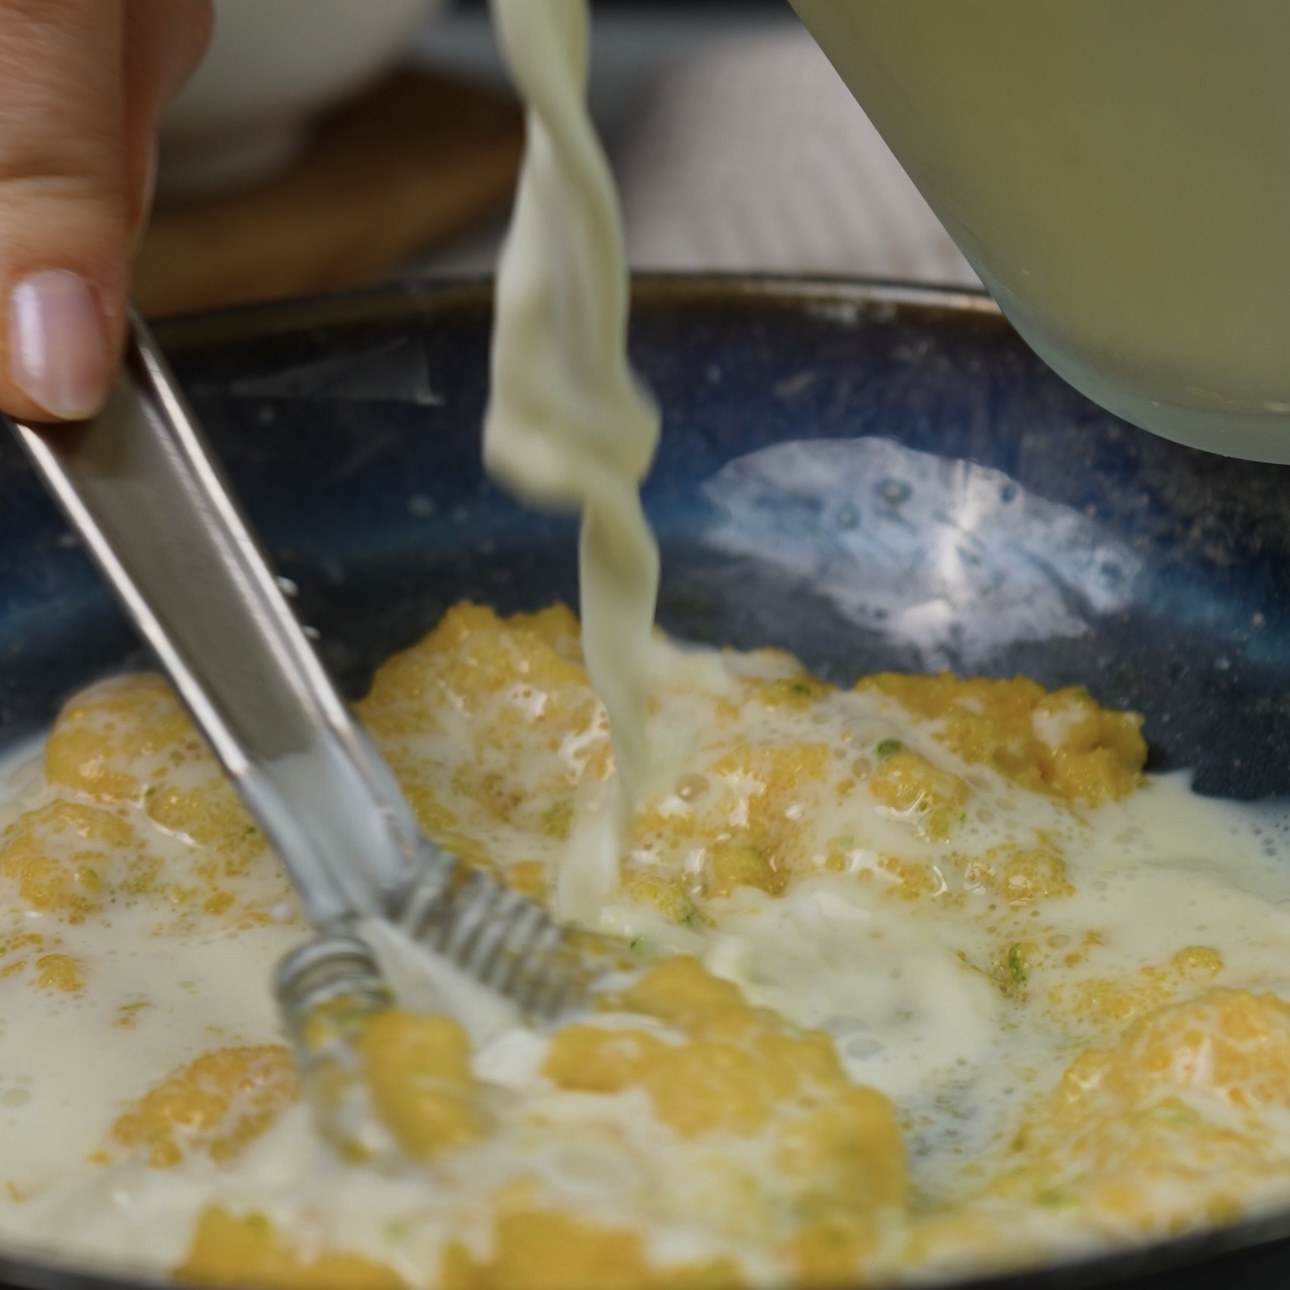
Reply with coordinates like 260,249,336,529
792,0,1290,462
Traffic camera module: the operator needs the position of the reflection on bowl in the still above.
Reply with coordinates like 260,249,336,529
159,0,444,195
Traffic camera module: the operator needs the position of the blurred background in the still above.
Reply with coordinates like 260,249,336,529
137,0,978,317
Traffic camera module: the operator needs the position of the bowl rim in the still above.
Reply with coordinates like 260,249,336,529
148,271,1003,352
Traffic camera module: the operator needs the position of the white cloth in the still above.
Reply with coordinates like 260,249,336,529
417,20,978,286
616,27,976,285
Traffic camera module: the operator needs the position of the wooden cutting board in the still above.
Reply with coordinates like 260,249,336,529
133,70,523,317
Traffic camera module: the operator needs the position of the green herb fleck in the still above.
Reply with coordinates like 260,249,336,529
876,738,905,761
539,799,574,841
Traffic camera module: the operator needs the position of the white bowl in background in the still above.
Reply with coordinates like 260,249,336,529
159,0,446,196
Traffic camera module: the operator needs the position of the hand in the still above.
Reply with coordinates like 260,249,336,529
0,0,211,423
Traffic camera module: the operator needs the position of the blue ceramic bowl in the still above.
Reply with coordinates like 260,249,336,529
2,277,1290,1290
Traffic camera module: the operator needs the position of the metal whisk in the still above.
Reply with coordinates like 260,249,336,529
3,311,596,1026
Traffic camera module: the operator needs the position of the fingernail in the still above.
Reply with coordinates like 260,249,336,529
8,270,109,420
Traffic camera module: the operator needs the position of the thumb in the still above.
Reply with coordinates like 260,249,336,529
0,0,128,423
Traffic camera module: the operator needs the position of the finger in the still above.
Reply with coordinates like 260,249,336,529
122,0,212,237
0,0,126,422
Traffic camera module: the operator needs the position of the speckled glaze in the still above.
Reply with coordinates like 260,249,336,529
2,277,1290,1290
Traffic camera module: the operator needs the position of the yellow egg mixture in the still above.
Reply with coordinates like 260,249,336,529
4,604,1290,1287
